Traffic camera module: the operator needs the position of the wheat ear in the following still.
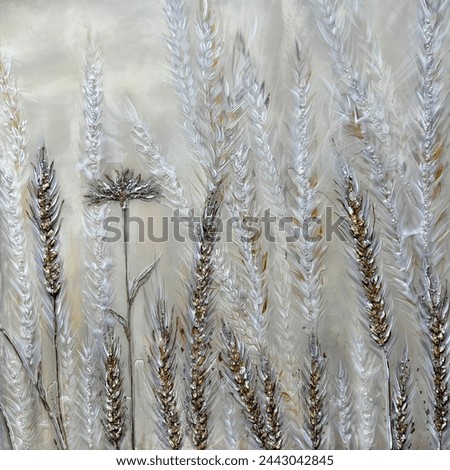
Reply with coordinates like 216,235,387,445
132,123,188,211
185,182,223,449
0,57,39,373
163,0,208,164
303,337,326,450
260,358,283,450
415,0,448,266
0,57,40,449
103,330,127,450
78,44,113,449
221,323,267,449
339,166,393,448
350,332,378,449
29,146,69,448
77,340,102,449
148,299,182,450
317,1,415,329
334,362,354,449
419,270,449,448
392,352,415,450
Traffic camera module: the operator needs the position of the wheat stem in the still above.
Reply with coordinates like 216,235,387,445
0,324,67,449
0,402,14,449
122,202,136,449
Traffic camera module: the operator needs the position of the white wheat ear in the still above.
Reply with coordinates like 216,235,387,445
0,57,39,377
414,0,449,269
0,57,40,449
350,332,378,450
77,339,103,449
131,116,188,211
333,361,354,449
78,42,112,449
413,0,450,449
163,0,208,166
392,350,415,450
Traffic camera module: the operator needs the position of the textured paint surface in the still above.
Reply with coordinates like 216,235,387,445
0,0,449,450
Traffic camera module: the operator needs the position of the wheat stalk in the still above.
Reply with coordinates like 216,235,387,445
79,44,112,449
102,330,126,450
0,57,39,374
29,146,69,448
148,299,182,450
316,0,417,345
186,182,223,449
0,324,67,448
0,57,41,450
339,166,393,448
0,401,14,449
87,168,159,449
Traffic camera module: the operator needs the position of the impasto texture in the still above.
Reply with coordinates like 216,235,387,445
0,0,449,450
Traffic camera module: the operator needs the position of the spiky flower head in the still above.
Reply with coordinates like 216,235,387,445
86,168,158,208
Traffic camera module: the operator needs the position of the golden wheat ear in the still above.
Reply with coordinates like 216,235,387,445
419,270,449,448
259,357,283,450
338,164,394,448
220,321,267,449
185,182,223,449
29,146,71,448
302,337,327,450
147,298,183,450
102,329,127,450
